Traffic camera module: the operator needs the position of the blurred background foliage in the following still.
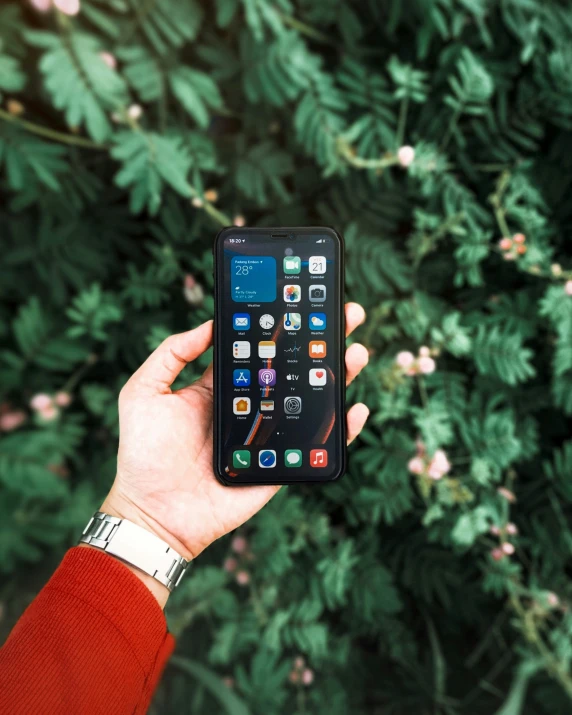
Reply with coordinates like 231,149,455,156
1,0,572,713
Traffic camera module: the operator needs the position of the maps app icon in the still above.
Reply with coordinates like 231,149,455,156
309,313,326,330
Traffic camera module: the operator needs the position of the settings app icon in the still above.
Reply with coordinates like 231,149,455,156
284,396,302,415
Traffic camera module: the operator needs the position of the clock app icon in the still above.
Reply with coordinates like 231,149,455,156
259,314,275,329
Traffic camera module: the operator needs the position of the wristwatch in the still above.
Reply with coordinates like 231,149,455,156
79,511,189,592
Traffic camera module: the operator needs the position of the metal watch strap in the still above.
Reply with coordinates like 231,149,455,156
79,511,189,592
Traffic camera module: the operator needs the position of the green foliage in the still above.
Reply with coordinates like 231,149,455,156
2,1,572,713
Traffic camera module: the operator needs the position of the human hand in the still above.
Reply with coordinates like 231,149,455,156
100,303,369,604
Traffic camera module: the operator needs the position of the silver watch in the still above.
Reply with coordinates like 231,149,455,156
79,511,189,592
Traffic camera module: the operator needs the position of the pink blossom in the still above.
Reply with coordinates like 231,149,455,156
30,0,52,10
491,548,504,561
235,570,250,586
503,252,516,261
204,189,218,202
223,557,238,573
0,411,27,432
293,656,305,670
289,670,300,684
419,346,430,357
30,393,53,411
38,405,59,422
501,542,515,555
546,592,559,608
497,487,516,503
233,215,246,227
565,280,572,296
99,52,117,69
513,233,526,244
53,0,80,15
506,523,518,536
426,463,444,480
231,535,248,554
418,356,436,374
395,351,415,369
489,525,501,536
407,457,425,475
431,449,451,474
498,237,512,251
397,145,415,168
301,669,314,685
55,391,72,407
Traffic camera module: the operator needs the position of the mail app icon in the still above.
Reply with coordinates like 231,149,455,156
233,313,250,330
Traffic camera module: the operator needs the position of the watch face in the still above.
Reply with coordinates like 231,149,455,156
259,314,275,329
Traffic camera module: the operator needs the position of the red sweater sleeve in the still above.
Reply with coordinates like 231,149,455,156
0,546,175,715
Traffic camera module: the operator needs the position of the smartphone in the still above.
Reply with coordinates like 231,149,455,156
213,226,346,485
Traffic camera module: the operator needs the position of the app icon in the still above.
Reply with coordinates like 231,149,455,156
309,256,326,274
233,397,251,415
309,341,327,358
309,285,326,302
284,285,301,302
258,340,276,358
283,256,301,274
233,341,251,358
284,342,301,357
309,312,326,330
284,312,301,330
258,368,277,387
259,450,277,468
233,450,250,469
259,314,274,329
309,368,327,386
310,449,328,468
285,449,303,467
284,396,302,415
286,373,299,381
260,399,275,411
233,313,250,330
233,369,251,386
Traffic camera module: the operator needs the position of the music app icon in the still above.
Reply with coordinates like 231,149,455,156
310,449,327,468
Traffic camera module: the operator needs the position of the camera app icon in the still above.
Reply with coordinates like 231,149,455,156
309,285,326,302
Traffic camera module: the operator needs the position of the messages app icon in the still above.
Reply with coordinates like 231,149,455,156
283,256,301,274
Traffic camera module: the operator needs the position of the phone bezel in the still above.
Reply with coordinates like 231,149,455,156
213,226,347,486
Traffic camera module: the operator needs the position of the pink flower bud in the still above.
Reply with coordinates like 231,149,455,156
503,252,516,261
506,523,518,536
397,145,415,168
55,391,72,407
99,52,117,69
223,557,237,573
127,104,142,120
183,275,205,307
222,676,234,689
30,0,52,10
426,463,444,480
431,449,451,474
53,0,80,15
501,542,515,555
395,351,415,369
546,592,559,608
489,525,501,536
419,346,430,357
204,189,218,202
301,668,314,685
233,215,246,227
565,280,572,296
191,197,204,208
513,233,526,244
38,404,59,422
418,356,436,374
30,393,53,411
497,487,516,503
231,535,248,554
0,411,27,432
491,548,504,561
407,457,425,475
235,570,250,586
498,237,512,251
293,656,305,670
289,670,300,684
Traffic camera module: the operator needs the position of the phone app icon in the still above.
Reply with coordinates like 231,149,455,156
233,313,250,330
233,450,250,469
285,449,303,467
260,399,274,411
233,397,251,415
258,340,276,358
310,449,328,468
284,285,301,302
259,450,277,468
284,312,301,330
233,341,251,358
309,285,326,302
309,313,326,330
309,256,326,274
233,369,251,386
283,256,301,274
309,368,327,386
258,368,277,386
284,396,302,414
309,341,327,358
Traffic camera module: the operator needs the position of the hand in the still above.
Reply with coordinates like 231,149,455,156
100,303,369,604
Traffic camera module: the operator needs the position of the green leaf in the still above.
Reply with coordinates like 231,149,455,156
472,325,535,385
170,657,250,715
169,67,224,127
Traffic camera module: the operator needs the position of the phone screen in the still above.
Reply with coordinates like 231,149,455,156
214,227,345,484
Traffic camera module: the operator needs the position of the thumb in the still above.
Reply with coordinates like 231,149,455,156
127,320,213,394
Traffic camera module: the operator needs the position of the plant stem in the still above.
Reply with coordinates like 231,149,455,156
440,106,462,153
396,96,409,148
0,108,106,149
278,12,334,44
337,137,399,171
